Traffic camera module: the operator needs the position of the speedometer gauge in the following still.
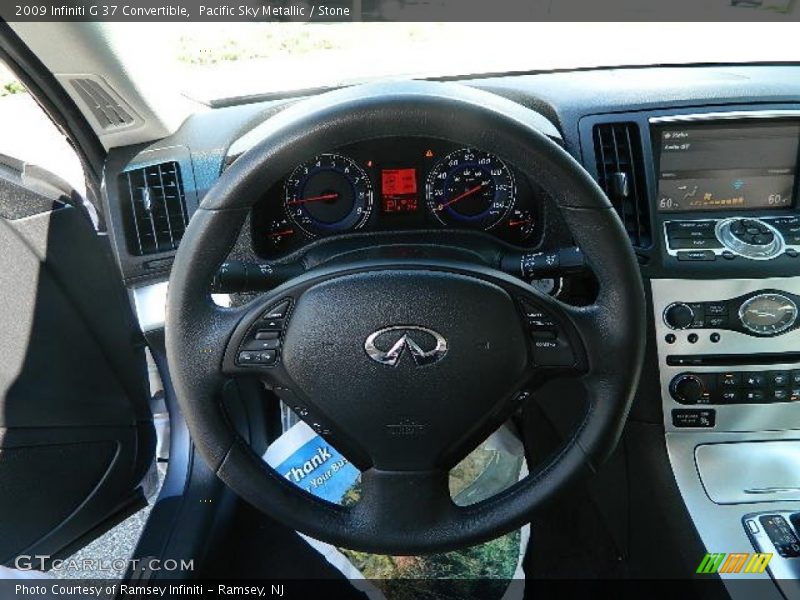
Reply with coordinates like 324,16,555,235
426,148,515,230
285,153,373,236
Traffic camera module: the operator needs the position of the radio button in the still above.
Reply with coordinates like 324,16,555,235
669,238,723,250
677,250,716,261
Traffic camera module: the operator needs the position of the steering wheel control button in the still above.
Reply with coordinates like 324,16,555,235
663,302,695,330
235,299,294,367
716,217,785,259
238,350,277,365
264,300,291,320
243,339,281,351
672,408,715,428
255,330,280,340
261,318,284,330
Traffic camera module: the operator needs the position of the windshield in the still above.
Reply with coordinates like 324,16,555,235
108,22,800,104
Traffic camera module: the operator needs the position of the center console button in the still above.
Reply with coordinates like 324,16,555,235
718,372,741,388
744,389,766,403
669,238,722,250
670,374,709,404
771,372,790,387
744,373,766,388
720,390,741,404
663,302,695,330
706,303,728,316
791,371,800,386
677,250,716,261
772,389,790,402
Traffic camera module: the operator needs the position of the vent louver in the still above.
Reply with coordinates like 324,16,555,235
592,122,651,248
120,162,188,256
70,78,134,130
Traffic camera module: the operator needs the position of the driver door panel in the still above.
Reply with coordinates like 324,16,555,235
0,160,155,564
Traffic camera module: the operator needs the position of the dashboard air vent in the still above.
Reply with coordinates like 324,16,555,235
592,122,651,248
70,78,134,130
120,162,188,256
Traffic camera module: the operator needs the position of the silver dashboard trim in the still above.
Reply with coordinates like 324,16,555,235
650,110,800,124
131,281,231,332
131,281,169,332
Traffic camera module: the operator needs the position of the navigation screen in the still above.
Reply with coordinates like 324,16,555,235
656,122,800,212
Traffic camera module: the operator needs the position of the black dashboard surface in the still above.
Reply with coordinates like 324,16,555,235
102,64,800,284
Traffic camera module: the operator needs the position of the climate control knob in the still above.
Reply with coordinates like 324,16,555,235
670,374,707,404
664,302,694,330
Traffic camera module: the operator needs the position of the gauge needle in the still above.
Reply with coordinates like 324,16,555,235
508,219,532,227
437,183,486,210
288,192,339,206
269,229,295,237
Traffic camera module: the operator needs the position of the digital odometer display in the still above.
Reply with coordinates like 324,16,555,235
656,121,800,212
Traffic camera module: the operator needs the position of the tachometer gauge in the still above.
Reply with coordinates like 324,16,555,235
426,148,515,230
738,293,798,335
285,153,373,236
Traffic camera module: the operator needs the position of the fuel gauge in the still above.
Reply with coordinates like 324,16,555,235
267,218,296,251
506,208,535,242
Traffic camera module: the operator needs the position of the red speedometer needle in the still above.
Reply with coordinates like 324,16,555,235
437,183,485,210
508,219,532,227
288,192,338,206
269,229,295,237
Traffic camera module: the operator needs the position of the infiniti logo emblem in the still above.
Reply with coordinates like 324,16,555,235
364,326,448,367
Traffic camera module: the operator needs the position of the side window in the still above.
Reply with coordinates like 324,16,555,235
0,60,86,199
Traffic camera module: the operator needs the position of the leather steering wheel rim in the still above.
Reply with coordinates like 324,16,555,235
165,80,646,554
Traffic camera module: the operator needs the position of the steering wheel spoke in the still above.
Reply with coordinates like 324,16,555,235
352,468,456,532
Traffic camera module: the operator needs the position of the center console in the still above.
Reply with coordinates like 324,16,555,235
642,110,800,597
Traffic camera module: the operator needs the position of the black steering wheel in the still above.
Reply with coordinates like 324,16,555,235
166,81,646,555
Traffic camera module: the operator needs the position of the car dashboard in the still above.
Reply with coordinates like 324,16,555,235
102,64,800,598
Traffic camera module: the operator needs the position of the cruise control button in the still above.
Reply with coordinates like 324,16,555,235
264,300,291,320
255,330,280,340
532,337,574,367
244,339,281,351
792,371,800,386
261,318,284,330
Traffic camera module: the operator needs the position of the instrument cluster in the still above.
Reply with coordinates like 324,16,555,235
251,137,546,257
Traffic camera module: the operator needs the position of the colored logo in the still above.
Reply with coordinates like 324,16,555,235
696,552,772,574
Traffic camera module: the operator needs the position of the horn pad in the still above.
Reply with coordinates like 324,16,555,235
280,268,529,470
